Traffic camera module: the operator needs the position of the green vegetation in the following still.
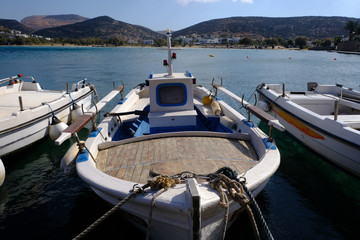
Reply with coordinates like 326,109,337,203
344,20,360,42
0,17,359,50
295,37,307,49
0,36,129,46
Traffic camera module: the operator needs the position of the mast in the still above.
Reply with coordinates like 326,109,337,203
166,29,173,76
160,29,181,77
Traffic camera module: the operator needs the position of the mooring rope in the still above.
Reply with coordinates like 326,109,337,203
241,180,274,240
73,167,273,240
145,175,179,240
214,167,274,240
72,183,149,240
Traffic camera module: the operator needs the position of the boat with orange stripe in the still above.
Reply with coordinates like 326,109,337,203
256,82,360,177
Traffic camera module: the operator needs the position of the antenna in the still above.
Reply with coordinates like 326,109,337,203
159,29,181,77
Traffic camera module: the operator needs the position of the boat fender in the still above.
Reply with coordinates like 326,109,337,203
211,100,221,115
220,116,236,129
49,116,68,141
0,159,5,187
202,94,213,105
257,100,269,112
71,103,83,122
60,142,79,177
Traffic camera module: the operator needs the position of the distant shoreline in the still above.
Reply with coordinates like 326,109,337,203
2,43,301,51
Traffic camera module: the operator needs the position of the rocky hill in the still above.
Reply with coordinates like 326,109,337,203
2,15,359,41
21,14,88,31
0,19,33,34
173,16,359,39
34,16,163,40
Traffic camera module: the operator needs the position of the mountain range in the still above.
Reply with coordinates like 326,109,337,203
173,16,358,40
34,16,163,40
1,14,359,40
20,14,88,31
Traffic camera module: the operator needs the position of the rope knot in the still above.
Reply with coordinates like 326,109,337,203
147,175,179,190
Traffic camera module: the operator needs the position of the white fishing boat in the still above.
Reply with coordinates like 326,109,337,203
56,30,284,240
256,82,360,177
0,74,95,158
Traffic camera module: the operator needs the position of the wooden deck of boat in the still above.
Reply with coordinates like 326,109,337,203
96,134,259,184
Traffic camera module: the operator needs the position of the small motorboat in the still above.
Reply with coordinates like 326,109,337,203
0,74,95,158
57,30,284,240
256,82,360,177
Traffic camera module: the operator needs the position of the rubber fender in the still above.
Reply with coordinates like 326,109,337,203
60,142,79,177
211,100,221,115
0,159,5,187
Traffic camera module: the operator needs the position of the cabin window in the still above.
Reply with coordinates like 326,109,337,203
156,83,187,106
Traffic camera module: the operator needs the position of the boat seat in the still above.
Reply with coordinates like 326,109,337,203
324,114,360,129
148,110,197,134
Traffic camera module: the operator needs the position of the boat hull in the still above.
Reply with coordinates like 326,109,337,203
0,87,93,157
65,32,281,239
78,153,274,240
257,85,360,177
73,83,281,239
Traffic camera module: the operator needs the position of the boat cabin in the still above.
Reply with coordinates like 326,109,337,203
147,71,197,134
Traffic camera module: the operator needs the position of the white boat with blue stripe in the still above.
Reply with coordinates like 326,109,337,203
56,29,284,240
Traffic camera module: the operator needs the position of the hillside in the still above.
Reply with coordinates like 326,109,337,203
21,14,88,31
2,15,359,41
34,16,163,40
174,16,359,39
0,19,33,34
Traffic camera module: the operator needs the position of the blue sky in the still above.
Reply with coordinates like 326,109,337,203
1,0,359,31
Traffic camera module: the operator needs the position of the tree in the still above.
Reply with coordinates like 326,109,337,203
264,38,278,46
287,39,294,47
321,39,332,47
239,37,253,46
153,38,167,47
334,36,342,46
295,37,307,49
344,20,360,42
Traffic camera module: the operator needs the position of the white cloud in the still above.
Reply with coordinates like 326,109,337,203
232,0,254,3
177,0,220,6
177,0,253,5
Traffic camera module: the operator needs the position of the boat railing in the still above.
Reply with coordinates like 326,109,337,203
71,78,88,91
212,81,285,140
0,74,24,86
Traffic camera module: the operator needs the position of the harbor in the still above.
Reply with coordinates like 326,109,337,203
0,45,359,239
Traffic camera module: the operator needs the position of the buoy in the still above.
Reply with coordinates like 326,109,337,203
209,54,214,57
211,100,221,115
0,159,5,187
49,116,68,141
289,57,292,59
334,58,336,61
60,142,79,177
202,95,213,105
257,100,270,111
246,56,249,58
71,103,83,122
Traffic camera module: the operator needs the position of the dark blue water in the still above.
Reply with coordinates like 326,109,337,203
0,46,359,239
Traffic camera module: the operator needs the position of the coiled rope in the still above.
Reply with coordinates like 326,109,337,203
73,167,273,240
213,167,274,240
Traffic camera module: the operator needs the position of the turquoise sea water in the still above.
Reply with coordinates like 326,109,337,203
0,46,359,239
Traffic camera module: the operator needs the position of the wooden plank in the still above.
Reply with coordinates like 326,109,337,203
63,114,93,134
96,136,259,183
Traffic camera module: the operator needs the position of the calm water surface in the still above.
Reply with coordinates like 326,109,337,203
0,46,359,239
